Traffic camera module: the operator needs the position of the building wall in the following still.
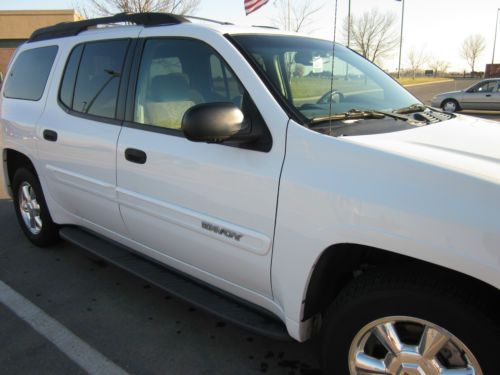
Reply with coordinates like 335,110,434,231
0,10,81,78
0,47,16,79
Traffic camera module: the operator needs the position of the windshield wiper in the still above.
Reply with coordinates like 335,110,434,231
310,109,409,126
393,103,427,114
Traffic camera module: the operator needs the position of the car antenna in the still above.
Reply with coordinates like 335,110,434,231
328,0,339,134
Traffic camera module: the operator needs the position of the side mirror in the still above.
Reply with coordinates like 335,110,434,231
182,102,252,143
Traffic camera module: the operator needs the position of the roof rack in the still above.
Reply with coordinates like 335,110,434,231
28,12,190,43
185,15,233,25
252,25,280,30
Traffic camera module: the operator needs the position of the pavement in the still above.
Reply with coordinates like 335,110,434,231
0,192,319,374
1,79,499,375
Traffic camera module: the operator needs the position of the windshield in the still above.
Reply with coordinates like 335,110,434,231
231,34,420,122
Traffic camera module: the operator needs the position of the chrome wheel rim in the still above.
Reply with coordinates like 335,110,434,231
348,316,482,375
18,181,42,235
443,101,456,112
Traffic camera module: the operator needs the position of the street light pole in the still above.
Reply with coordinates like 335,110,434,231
397,0,405,78
347,0,351,48
492,8,500,64
287,0,291,31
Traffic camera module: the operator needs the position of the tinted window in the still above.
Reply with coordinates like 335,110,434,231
472,81,497,93
4,46,58,101
59,44,83,109
134,39,244,130
210,54,243,102
72,40,129,119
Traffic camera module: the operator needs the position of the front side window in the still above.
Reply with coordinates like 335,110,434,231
4,46,58,101
134,39,245,130
470,81,497,93
231,35,420,122
69,40,129,119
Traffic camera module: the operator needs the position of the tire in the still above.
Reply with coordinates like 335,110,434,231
441,99,459,113
320,270,498,375
12,167,59,247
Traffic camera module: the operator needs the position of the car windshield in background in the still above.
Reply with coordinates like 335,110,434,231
231,35,420,123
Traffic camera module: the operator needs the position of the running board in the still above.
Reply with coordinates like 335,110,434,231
59,226,290,341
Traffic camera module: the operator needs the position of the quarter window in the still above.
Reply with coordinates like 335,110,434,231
66,40,129,119
4,46,58,101
134,39,244,130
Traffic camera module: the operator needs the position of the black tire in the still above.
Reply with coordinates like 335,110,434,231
12,167,59,247
321,270,498,375
441,99,460,112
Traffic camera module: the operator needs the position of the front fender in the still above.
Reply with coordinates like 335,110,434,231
272,121,500,340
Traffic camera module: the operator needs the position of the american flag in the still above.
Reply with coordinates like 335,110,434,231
244,0,269,15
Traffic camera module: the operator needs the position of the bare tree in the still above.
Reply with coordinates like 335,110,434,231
83,0,200,17
407,47,428,79
429,58,450,77
343,9,399,64
272,0,323,32
460,34,486,74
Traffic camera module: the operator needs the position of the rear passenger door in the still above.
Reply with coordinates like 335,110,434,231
37,36,137,236
116,37,284,298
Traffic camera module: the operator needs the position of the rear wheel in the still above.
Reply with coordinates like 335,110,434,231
441,99,459,112
321,270,497,375
12,168,59,247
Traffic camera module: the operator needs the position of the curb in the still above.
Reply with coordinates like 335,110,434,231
403,79,454,88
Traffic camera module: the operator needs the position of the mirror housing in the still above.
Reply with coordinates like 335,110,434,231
182,102,253,143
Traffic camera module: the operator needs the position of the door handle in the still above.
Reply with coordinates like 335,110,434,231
486,94,492,97
125,148,147,164
43,129,58,142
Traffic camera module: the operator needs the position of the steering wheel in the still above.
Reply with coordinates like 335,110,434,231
317,89,345,105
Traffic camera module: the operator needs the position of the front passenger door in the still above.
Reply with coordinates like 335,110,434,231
116,38,283,298
461,80,499,109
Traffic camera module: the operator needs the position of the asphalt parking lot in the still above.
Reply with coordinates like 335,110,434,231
1,79,499,375
0,190,319,374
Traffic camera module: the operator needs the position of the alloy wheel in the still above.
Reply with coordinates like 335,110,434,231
18,181,43,235
348,316,482,375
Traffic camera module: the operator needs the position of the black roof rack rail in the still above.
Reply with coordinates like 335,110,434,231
252,25,279,30
29,12,190,43
185,15,233,25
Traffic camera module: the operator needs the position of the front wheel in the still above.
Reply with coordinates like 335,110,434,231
441,99,459,113
12,168,59,247
321,270,497,375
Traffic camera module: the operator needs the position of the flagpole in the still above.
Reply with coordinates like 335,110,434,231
397,0,405,79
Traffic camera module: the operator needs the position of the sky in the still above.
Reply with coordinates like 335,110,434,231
1,0,499,72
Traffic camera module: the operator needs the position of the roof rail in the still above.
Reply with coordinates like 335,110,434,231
185,15,233,25
252,25,279,30
28,12,190,43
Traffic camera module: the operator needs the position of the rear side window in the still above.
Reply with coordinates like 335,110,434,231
4,46,58,101
60,40,129,119
59,44,83,108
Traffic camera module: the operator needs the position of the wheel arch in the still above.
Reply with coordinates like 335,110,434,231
302,243,499,322
3,148,38,196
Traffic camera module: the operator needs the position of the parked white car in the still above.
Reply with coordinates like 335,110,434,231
1,13,499,375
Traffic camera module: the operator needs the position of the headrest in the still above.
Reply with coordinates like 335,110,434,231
149,73,190,101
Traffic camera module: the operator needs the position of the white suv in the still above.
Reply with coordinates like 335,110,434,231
1,13,499,375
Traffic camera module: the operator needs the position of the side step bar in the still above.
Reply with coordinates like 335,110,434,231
59,226,290,341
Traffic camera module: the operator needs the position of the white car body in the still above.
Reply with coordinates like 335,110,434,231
1,21,499,344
